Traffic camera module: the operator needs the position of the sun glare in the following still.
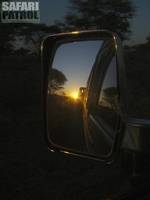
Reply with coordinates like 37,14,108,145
71,91,79,100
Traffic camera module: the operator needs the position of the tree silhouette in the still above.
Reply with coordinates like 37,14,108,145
0,1,61,56
0,0,61,56
0,22,61,56
0,0,14,56
102,87,119,110
0,23,16,56
15,24,61,54
125,36,150,117
48,68,67,94
56,0,135,39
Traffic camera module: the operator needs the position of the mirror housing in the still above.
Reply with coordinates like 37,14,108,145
41,30,128,162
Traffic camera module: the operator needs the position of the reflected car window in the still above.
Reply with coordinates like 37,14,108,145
98,56,118,109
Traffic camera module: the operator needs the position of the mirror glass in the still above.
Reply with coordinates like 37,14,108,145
47,40,109,157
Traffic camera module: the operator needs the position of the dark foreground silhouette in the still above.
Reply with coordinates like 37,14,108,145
1,55,131,200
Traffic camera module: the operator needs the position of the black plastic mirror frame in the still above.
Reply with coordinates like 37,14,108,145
41,30,128,162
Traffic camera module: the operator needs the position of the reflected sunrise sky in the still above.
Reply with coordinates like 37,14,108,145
52,41,103,96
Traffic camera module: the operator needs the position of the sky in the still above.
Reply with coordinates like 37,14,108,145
40,0,69,24
42,0,150,98
129,0,150,44
52,40,103,96
40,0,150,44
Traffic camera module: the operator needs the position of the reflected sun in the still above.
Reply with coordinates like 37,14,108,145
71,91,79,100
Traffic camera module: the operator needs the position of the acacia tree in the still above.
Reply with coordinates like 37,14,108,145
0,0,61,56
48,68,67,95
57,0,135,39
0,22,61,56
15,24,61,54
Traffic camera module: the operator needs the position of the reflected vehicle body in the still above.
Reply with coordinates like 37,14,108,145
82,42,120,156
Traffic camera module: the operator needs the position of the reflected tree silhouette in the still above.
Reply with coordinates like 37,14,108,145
101,87,119,111
48,68,67,95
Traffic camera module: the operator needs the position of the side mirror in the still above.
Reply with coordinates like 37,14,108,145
41,30,127,162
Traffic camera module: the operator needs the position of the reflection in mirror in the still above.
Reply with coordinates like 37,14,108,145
47,40,103,156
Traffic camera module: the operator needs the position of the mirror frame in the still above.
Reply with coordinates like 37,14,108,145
41,30,128,162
